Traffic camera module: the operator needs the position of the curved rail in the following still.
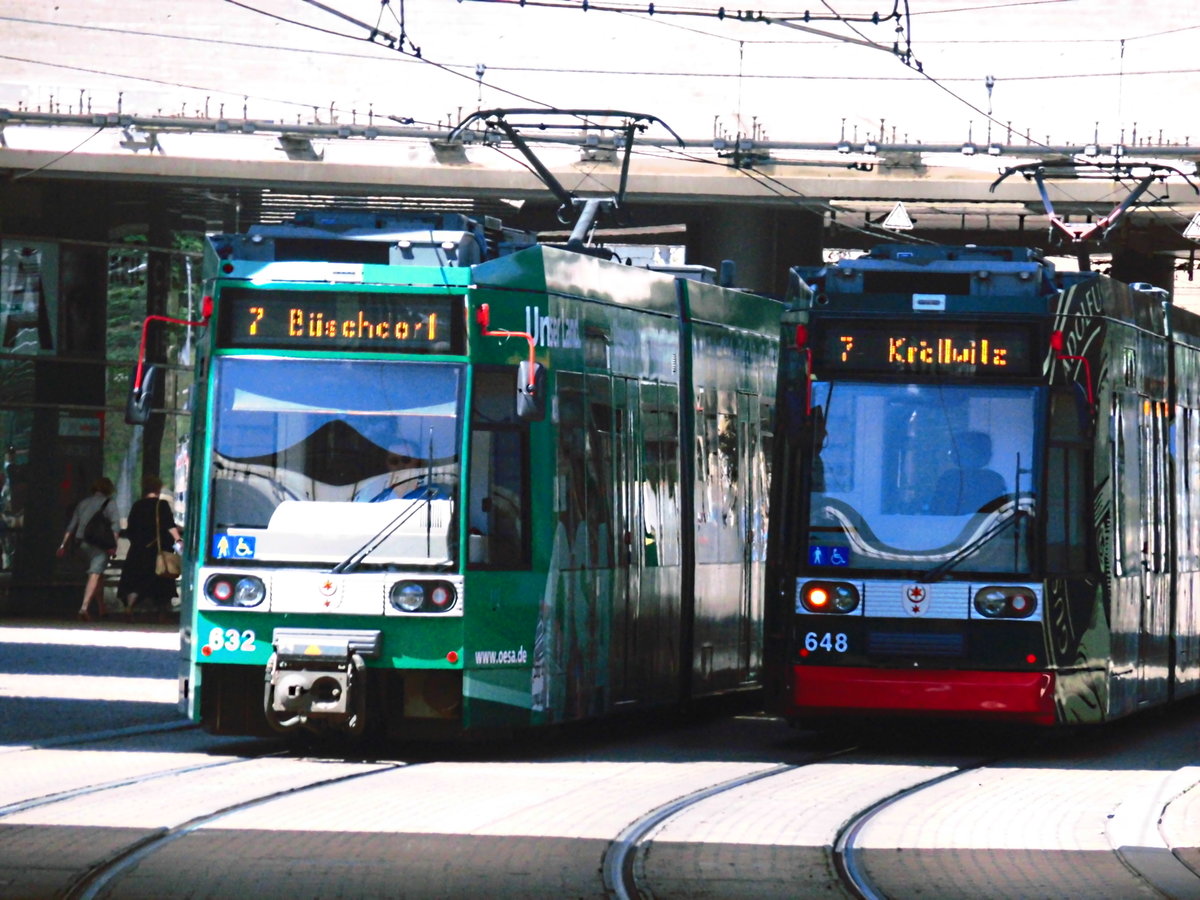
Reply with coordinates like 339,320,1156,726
66,760,406,900
833,763,989,900
0,751,283,819
603,764,796,900
602,746,860,900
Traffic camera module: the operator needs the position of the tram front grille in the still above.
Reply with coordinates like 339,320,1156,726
867,631,966,658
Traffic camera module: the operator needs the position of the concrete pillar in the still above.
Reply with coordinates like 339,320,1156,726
9,182,110,600
684,205,823,296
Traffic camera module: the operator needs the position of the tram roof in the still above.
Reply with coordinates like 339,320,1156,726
473,244,781,333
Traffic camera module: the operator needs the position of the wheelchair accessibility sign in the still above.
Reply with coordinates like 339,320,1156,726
213,534,257,559
809,545,849,566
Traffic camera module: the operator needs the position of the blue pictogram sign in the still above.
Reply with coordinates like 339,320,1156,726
213,534,257,559
809,545,850,566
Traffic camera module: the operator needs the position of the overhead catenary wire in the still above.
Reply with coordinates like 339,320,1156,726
7,0,1190,251
8,9,1197,50
634,139,936,246
9,126,105,181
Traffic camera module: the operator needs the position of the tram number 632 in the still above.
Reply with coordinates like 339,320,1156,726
804,632,849,653
207,627,258,654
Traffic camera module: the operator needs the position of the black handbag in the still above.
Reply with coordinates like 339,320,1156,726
83,498,116,550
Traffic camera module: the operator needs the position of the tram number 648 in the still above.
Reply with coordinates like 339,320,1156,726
804,632,849,653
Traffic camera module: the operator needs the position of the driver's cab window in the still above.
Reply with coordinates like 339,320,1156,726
882,390,1027,518
808,381,1038,573
468,367,530,568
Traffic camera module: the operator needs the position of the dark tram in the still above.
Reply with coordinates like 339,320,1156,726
765,244,1200,725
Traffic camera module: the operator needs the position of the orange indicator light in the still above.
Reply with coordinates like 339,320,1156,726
808,587,830,608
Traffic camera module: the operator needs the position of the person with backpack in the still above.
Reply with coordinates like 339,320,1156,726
57,476,120,621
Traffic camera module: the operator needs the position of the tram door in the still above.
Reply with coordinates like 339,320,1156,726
1140,398,1172,704
739,392,766,682
611,377,643,704
736,391,764,682
1116,389,1171,710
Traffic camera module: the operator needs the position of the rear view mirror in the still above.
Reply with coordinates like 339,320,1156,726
516,361,546,421
125,364,160,425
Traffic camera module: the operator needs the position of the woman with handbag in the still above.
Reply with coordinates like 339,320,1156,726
118,474,183,622
57,476,120,621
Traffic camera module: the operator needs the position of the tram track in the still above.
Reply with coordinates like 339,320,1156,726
0,726,405,900
3,715,1196,899
64,758,408,900
832,758,996,900
0,750,282,820
601,745,862,900
0,720,198,755
600,733,1200,900
831,750,1200,900
0,719,281,820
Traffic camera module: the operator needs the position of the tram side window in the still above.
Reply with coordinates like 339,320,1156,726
1184,408,1200,571
1113,392,1144,577
557,373,587,570
642,384,681,568
586,374,615,569
468,368,529,568
715,406,741,564
554,373,616,569
1045,386,1090,573
1147,399,1169,574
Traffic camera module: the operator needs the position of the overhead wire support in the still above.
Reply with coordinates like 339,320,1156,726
298,0,420,55
449,108,684,247
990,159,1200,248
456,0,908,54
458,0,900,24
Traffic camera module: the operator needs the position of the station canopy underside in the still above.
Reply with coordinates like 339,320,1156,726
1,118,1199,257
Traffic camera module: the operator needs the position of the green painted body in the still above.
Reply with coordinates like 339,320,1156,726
183,225,781,738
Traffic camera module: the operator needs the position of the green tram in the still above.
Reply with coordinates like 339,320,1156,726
160,210,781,738
765,244,1200,726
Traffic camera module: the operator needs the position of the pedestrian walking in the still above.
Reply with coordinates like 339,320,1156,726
57,476,120,621
118,475,182,621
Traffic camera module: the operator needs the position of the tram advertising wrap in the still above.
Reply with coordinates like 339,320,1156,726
765,245,1200,726
166,210,781,740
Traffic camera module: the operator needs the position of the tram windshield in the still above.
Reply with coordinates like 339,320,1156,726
805,381,1039,576
208,357,462,568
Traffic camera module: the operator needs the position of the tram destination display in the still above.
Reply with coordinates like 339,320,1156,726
218,288,463,353
812,320,1038,376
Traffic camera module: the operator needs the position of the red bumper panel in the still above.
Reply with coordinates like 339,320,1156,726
791,665,1057,725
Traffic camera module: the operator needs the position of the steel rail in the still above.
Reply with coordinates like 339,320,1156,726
601,746,860,900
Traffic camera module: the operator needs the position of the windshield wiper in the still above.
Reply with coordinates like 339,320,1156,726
331,487,441,574
919,507,1028,583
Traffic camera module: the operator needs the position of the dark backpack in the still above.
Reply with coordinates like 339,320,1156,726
83,498,116,550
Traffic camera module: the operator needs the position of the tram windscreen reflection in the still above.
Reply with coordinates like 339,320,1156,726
805,381,1039,574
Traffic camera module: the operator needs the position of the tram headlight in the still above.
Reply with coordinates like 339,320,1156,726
390,582,426,612
389,580,458,613
205,573,265,608
800,581,860,614
974,586,1037,619
233,576,266,607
